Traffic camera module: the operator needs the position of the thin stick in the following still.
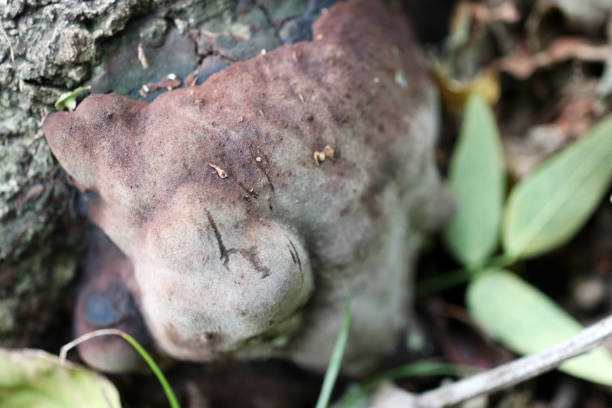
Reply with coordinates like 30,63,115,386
0,24,14,62
60,328,123,363
414,314,612,407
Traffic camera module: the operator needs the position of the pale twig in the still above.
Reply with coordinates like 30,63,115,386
59,328,124,363
372,314,612,408
0,24,15,62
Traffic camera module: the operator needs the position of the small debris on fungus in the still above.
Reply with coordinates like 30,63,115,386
314,145,335,164
323,145,335,160
208,163,228,178
185,73,197,87
313,150,326,164
137,42,148,69
139,74,182,97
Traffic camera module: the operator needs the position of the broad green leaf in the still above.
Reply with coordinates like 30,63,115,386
467,270,612,386
443,93,505,268
503,115,612,259
0,348,121,408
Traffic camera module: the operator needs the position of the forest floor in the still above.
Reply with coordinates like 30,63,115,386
7,1,612,407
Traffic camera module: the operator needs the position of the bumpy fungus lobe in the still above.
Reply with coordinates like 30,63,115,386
43,0,447,373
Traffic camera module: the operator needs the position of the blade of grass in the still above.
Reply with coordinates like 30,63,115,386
120,332,179,408
332,360,478,408
315,297,352,408
60,328,180,408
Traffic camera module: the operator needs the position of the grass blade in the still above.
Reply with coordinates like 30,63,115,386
315,298,352,408
119,332,180,408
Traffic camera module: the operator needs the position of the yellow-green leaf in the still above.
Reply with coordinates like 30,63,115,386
503,115,612,259
443,93,505,268
467,270,612,386
0,348,121,408
54,86,90,111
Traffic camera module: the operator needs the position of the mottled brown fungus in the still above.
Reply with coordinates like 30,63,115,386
43,0,450,373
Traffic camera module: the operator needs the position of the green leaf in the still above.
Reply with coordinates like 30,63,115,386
315,298,352,408
0,348,121,408
443,93,505,268
503,115,612,259
54,86,90,111
467,270,612,386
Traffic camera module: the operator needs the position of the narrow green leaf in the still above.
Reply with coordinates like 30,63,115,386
315,298,352,408
443,93,505,268
467,270,612,386
331,360,477,408
119,332,180,408
503,115,612,259
0,348,121,408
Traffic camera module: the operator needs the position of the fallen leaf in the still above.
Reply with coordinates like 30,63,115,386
0,348,121,408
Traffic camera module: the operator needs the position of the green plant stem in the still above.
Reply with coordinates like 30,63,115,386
487,253,515,269
416,268,473,297
60,329,180,408
417,254,517,297
120,332,180,408
315,298,352,408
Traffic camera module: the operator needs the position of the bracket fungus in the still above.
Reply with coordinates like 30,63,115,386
43,0,450,374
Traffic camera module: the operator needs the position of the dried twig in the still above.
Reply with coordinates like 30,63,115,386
372,314,612,407
59,328,124,363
